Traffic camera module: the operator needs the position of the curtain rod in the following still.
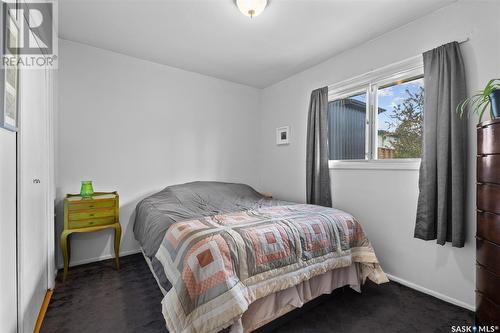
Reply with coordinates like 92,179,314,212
458,37,470,44
327,38,471,92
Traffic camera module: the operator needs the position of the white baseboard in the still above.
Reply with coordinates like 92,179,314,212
385,273,475,312
57,248,142,269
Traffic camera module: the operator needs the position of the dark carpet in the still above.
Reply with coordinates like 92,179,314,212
41,254,474,333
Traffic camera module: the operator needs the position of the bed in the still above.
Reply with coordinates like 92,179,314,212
133,181,388,333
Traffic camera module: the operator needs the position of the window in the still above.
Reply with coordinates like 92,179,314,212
328,57,424,162
377,77,424,159
328,92,367,160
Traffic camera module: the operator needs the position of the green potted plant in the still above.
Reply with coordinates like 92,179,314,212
457,79,500,122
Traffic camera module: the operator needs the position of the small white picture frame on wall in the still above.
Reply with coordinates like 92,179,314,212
276,126,290,145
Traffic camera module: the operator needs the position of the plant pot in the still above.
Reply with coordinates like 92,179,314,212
489,89,500,119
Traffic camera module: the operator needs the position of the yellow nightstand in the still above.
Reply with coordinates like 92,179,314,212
60,191,121,281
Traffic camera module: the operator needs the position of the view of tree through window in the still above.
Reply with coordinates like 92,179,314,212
377,77,424,159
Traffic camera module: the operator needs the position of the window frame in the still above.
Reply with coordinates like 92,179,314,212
327,56,424,170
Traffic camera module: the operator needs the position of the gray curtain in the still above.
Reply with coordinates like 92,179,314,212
414,42,467,247
306,87,332,207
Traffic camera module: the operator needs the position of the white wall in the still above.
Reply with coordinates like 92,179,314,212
258,0,500,310
56,39,262,267
0,129,17,333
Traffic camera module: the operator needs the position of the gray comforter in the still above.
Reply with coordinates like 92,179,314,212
134,181,291,259
133,181,292,293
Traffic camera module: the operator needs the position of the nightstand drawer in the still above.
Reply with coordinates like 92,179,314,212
68,200,115,211
68,216,115,229
69,208,115,221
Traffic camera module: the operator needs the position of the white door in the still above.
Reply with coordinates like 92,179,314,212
0,128,18,333
17,67,49,333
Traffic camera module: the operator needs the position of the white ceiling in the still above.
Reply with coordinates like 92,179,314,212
59,0,456,88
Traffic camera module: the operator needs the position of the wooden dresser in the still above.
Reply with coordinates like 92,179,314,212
476,119,500,326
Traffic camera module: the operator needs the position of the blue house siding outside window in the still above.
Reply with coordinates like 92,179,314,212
328,99,366,160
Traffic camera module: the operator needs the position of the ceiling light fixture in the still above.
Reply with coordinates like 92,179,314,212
236,0,268,18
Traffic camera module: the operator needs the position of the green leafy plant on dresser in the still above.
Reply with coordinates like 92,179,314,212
457,79,500,122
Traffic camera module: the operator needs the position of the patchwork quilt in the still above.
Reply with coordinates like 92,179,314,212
155,204,388,333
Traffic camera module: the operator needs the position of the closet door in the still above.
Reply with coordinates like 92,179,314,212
17,67,49,333
0,129,17,333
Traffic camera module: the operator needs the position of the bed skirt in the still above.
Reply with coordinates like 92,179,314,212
142,248,362,333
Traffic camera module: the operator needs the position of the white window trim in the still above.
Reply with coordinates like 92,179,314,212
328,55,424,170
327,55,424,100
329,159,421,171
